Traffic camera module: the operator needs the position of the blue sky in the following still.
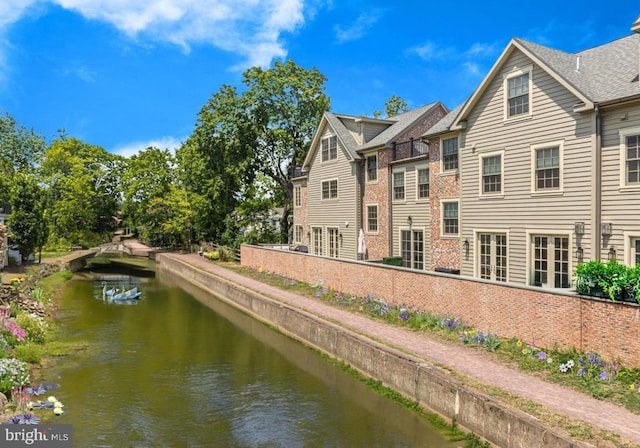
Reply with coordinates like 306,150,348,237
0,1,636,157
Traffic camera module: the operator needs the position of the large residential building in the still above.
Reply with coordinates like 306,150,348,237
295,13,640,290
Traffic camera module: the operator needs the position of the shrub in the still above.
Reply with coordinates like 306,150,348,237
382,256,403,266
205,250,220,261
13,343,44,364
15,314,48,344
0,358,30,395
575,260,638,302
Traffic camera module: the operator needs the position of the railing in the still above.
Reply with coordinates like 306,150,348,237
392,138,429,161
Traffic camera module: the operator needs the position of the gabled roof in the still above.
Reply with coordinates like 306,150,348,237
358,102,444,151
453,33,640,128
421,102,465,138
302,102,445,170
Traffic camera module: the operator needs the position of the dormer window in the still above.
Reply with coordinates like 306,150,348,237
504,66,532,120
322,136,337,161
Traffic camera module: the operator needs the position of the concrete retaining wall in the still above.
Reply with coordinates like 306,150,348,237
157,254,590,448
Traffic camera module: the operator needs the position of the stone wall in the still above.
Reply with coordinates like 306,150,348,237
241,244,640,368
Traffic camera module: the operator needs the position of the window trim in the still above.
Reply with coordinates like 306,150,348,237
365,203,379,234
503,65,533,122
392,169,406,202
524,229,573,289
294,224,303,243
478,150,504,197
311,226,324,256
619,126,640,191
440,136,459,173
365,153,378,184
398,226,426,270
321,136,338,162
327,226,340,258
530,140,564,195
416,163,430,201
440,199,459,238
321,178,339,201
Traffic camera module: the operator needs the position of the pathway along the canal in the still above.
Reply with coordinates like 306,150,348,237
168,252,640,447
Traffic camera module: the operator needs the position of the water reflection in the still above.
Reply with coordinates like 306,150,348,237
44,268,454,447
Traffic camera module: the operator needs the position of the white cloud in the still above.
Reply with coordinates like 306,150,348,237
335,10,382,44
52,0,307,68
111,135,184,158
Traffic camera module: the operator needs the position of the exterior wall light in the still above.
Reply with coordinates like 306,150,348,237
602,223,613,236
463,239,470,252
574,222,585,236
406,216,412,227
576,246,584,263
608,246,616,261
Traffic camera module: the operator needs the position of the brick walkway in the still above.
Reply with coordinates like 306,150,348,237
168,253,640,446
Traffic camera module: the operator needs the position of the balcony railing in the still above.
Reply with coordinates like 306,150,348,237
392,138,429,161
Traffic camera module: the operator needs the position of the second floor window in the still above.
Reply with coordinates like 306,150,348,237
442,201,459,236
417,167,429,198
321,180,338,199
482,154,502,194
442,137,458,171
322,136,337,161
625,134,640,185
535,146,560,191
393,172,405,200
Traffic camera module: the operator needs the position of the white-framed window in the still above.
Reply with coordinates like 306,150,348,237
366,153,378,183
441,137,458,172
294,186,301,207
476,232,508,282
479,151,503,196
321,179,338,200
294,225,303,243
400,229,424,270
312,227,323,255
504,65,532,120
527,232,570,288
366,204,378,233
531,141,563,194
328,227,340,258
619,126,640,189
417,165,429,199
321,136,338,162
441,199,459,237
393,170,405,201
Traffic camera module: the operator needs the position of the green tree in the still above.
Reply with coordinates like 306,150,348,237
177,85,257,243
40,137,122,248
8,172,47,263
374,95,409,118
243,60,330,242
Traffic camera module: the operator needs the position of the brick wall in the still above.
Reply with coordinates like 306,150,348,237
292,178,308,246
241,244,640,367
362,149,391,260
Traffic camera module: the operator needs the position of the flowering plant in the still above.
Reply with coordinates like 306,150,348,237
0,358,30,395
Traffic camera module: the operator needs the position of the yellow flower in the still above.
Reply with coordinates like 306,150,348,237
522,349,529,355
358,306,364,312
258,267,263,273
47,396,57,403
54,401,64,408
630,384,636,391
53,407,64,415
516,340,523,348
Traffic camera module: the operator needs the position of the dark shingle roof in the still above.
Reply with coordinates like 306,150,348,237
421,103,465,138
515,34,640,104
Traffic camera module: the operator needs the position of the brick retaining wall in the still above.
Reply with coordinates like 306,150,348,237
241,245,640,367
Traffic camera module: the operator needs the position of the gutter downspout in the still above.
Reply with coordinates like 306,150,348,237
592,105,602,261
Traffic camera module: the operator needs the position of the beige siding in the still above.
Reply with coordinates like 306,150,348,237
460,50,594,284
340,118,363,145
390,162,431,268
307,126,360,259
601,103,640,266
363,122,389,143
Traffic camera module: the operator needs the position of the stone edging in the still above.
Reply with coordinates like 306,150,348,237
157,254,592,448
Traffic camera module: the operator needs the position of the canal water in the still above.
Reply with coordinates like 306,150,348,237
44,266,455,447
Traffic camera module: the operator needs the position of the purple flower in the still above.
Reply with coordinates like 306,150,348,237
399,310,409,321
599,371,609,381
537,351,547,360
577,367,587,376
289,279,296,285
322,288,328,295
315,291,321,297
